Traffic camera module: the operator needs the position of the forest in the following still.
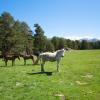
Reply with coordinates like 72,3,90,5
0,12,100,55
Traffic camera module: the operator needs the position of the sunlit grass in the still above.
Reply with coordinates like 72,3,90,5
0,50,100,100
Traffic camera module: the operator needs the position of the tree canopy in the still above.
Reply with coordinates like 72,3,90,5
33,24,48,52
0,12,33,55
0,11,100,55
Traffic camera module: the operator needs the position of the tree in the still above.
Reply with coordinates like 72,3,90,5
33,24,47,52
0,12,33,55
45,39,54,52
51,37,59,50
74,40,80,50
80,40,89,50
0,12,15,54
58,38,66,49
66,39,73,49
94,41,100,49
19,22,33,54
10,21,33,54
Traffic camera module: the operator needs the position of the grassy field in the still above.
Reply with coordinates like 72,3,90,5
0,50,100,100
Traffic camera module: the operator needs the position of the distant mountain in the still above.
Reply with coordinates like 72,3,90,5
90,38,99,42
80,38,99,42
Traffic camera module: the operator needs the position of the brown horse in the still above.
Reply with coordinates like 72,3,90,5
20,54,34,65
4,54,20,66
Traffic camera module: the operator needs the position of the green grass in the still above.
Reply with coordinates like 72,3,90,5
0,50,100,100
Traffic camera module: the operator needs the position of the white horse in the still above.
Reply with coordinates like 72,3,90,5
39,49,65,72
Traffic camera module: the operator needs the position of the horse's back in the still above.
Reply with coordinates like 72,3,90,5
39,52,56,61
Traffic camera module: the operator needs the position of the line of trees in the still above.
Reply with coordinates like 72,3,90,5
0,12,100,55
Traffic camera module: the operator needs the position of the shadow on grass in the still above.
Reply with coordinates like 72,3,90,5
0,65,19,67
27,71,53,76
0,65,6,67
20,64,34,66
0,64,36,67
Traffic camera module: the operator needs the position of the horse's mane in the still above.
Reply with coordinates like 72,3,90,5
40,49,65,56
56,49,65,53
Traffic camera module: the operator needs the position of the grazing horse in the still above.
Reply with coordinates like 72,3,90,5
20,54,34,65
4,54,20,66
39,49,65,72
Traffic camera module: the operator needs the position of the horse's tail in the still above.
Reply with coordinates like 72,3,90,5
39,53,44,65
33,53,41,65
31,55,35,63
39,54,42,65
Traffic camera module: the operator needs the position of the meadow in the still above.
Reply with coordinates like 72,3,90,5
0,50,100,100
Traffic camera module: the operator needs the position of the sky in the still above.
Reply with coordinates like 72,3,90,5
0,0,100,40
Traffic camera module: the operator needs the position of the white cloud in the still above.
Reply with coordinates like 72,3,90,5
66,36,95,40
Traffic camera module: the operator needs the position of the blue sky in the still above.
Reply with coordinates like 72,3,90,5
0,0,100,40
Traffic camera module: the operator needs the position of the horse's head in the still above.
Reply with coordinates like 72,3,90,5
61,49,65,57
57,49,65,58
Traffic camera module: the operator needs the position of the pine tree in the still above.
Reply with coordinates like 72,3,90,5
33,24,47,53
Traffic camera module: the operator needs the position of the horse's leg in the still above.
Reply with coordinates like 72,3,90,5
24,59,26,65
12,60,13,66
12,59,15,66
57,59,60,72
14,60,15,66
41,61,45,72
5,60,7,66
32,56,35,65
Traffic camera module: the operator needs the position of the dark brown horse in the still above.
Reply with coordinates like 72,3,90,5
4,54,20,66
20,54,34,65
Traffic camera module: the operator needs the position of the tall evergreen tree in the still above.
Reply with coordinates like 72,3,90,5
58,38,66,49
45,39,54,51
33,24,47,52
66,39,73,49
51,37,59,50
0,12,15,54
80,40,89,50
74,40,80,50
0,12,33,54
19,22,33,54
